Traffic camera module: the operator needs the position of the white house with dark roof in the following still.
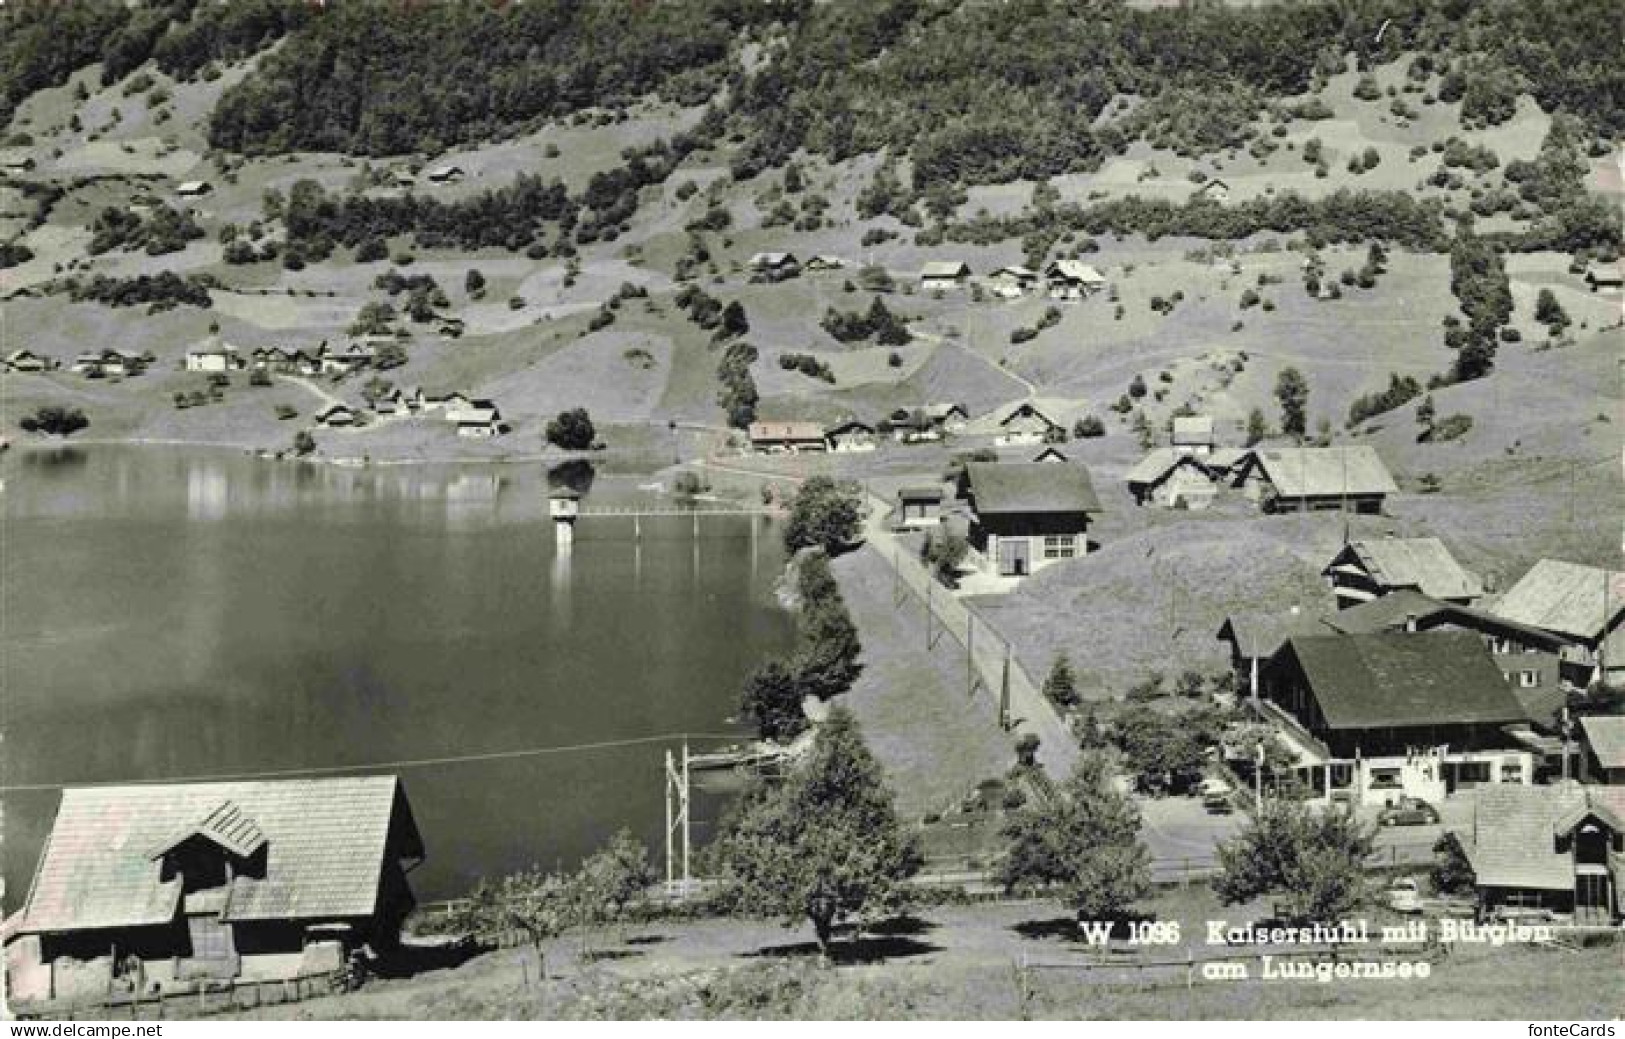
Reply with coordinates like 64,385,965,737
1323,537,1483,607
1126,448,1221,509
5,777,424,1005
962,462,1100,577
184,338,241,373
747,252,801,281
920,261,971,292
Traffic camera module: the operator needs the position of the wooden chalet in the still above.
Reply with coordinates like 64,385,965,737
804,255,845,272
963,462,1099,577
1232,445,1397,513
424,165,465,185
447,402,502,438
824,417,876,453
895,486,945,529
988,265,1039,299
919,261,971,293
4,349,53,373
174,180,212,198
1261,631,1533,806
1126,448,1220,509
1489,559,1625,688
314,403,357,428
6,777,423,1006
1448,783,1625,923
1191,178,1230,203
747,421,827,454
747,252,801,282
1044,259,1106,300
1323,537,1483,607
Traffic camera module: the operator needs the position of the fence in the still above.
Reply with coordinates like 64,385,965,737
14,971,341,1022
869,498,1079,780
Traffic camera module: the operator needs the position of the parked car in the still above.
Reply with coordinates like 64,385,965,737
1202,791,1235,815
1385,877,1424,914
1378,797,1440,826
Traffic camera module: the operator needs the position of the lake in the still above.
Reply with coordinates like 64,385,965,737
0,445,795,906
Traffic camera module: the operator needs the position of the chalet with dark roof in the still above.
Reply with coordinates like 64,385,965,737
6,777,423,1006
1261,631,1533,806
1489,559,1625,687
963,462,1099,577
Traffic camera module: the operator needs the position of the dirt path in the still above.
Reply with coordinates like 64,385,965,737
278,374,345,411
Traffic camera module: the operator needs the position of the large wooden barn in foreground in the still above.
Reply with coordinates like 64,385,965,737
6,776,424,1006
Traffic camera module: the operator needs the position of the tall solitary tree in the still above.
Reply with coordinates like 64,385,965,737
783,476,862,555
712,709,920,960
546,407,596,450
1245,406,1269,447
996,752,1151,920
1274,367,1309,438
1042,653,1080,708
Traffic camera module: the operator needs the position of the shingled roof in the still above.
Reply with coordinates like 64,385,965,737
1281,631,1525,731
1490,559,1624,641
1251,446,1397,498
20,776,421,934
966,462,1100,515
1580,715,1625,770
1328,538,1483,601
1454,784,1625,891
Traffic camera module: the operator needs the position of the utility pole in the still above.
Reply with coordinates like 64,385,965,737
999,646,1012,730
1254,741,1266,808
664,741,691,895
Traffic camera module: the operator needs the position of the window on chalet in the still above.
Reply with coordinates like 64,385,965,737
1518,670,1539,688
1043,535,1076,559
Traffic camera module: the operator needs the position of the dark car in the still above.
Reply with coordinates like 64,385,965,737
1378,797,1440,826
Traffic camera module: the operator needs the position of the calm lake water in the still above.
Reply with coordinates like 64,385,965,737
0,446,795,905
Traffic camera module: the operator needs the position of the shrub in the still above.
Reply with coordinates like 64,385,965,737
1073,415,1105,438
19,406,89,435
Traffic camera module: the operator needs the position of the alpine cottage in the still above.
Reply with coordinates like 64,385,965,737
962,462,1100,577
1323,537,1483,607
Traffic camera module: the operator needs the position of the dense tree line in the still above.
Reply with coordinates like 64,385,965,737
947,189,1449,256
1446,224,1513,382
208,0,764,155
65,270,213,309
86,202,203,256
1347,373,1422,428
715,341,759,429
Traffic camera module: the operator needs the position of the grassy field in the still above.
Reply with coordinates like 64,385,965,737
195,887,1622,1020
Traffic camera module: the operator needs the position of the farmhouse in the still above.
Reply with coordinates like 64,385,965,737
804,255,845,272
1258,631,1533,807
1191,178,1230,203
824,417,876,453
748,421,827,454
1323,537,1483,607
4,349,53,373
1044,259,1107,300
318,343,376,375
1171,415,1215,455
1031,446,1068,464
1448,783,1625,924
1315,590,1567,703
1583,264,1622,292
314,403,357,428
74,349,149,378
962,462,1099,577
889,403,968,442
747,252,801,281
1126,449,1220,509
174,180,212,198
5,777,424,1006
424,165,465,185
1233,445,1397,513
920,261,972,292
1579,716,1625,786
446,404,501,438
977,399,1070,446
1489,559,1625,687
184,339,241,373
895,486,945,529
1216,609,1327,697
989,265,1039,298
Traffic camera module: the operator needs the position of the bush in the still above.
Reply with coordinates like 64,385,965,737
1073,415,1105,438
19,406,88,435
546,407,596,451
1428,413,1474,442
